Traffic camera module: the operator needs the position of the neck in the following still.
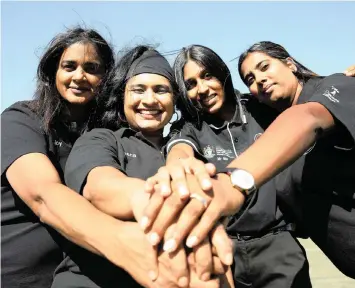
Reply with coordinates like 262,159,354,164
291,83,304,107
217,100,236,122
64,103,90,123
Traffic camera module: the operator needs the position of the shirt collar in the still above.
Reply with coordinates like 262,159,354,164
205,104,243,130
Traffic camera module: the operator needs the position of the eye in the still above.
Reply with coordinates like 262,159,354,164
62,63,75,71
84,63,102,74
156,87,170,94
204,72,213,80
131,88,145,94
260,63,269,72
246,77,255,87
185,80,196,91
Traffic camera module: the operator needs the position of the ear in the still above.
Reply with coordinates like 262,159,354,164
286,57,297,73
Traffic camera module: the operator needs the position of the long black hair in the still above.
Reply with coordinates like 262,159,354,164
173,45,239,125
29,26,115,133
238,41,318,86
97,45,179,131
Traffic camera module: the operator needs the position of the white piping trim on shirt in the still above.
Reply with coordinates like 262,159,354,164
167,139,200,154
227,122,238,158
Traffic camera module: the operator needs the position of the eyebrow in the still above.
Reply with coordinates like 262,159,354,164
61,60,102,65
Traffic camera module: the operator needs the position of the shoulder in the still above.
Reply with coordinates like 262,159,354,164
2,100,40,121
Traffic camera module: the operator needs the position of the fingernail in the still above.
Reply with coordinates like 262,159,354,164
148,270,157,280
225,253,233,265
202,179,211,189
148,232,160,245
178,276,188,287
161,185,170,196
186,235,198,248
140,216,149,230
179,186,189,198
201,272,210,281
163,239,177,252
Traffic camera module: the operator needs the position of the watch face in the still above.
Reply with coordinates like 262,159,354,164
231,169,255,190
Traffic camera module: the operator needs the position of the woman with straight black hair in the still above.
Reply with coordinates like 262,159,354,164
142,44,312,288
0,26,128,287
60,45,233,288
236,41,355,278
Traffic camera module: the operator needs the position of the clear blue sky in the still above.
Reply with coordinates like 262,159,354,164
2,1,354,111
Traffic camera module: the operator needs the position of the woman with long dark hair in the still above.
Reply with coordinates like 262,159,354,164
237,41,355,278
1,26,116,287
60,45,232,288
142,45,312,287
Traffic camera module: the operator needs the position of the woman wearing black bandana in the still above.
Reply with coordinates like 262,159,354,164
59,46,232,288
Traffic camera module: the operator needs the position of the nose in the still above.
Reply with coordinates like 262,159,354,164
141,89,158,105
255,72,267,85
72,67,86,82
197,79,208,96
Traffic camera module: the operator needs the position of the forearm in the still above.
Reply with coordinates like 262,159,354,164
37,182,126,258
227,104,331,187
84,166,149,220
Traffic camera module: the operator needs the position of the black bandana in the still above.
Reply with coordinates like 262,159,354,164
125,50,174,83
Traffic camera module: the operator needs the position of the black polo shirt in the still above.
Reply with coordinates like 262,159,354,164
275,74,355,241
1,101,74,288
57,127,167,287
167,105,287,235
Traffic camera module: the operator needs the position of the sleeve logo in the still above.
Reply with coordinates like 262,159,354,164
323,86,339,103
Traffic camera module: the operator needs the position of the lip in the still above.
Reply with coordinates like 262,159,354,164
262,84,274,94
69,87,91,94
136,109,162,120
202,94,217,105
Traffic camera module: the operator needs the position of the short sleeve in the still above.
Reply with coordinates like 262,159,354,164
166,122,202,154
1,102,47,176
307,74,355,141
64,128,122,194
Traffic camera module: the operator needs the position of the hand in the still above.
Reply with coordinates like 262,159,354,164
145,157,216,198
343,65,355,77
107,221,158,287
161,173,244,252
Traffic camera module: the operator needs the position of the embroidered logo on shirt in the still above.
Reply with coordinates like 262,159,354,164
323,86,339,103
125,152,137,158
254,133,263,141
54,140,62,147
203,145,215,159
216,146,234,159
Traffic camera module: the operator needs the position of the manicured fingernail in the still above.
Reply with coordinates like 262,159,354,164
148,270,157,280
201,272,210,281
202,179,211,189
225,253,233,265
186,235,198,248
179,186,189,198
178,276,188,287
163,239,177,252
140,216,149,230
148,232,160,245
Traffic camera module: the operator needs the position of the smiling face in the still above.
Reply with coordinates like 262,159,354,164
55,42,104,105
183,60,225,114
123,73,174,134
240,52,302,110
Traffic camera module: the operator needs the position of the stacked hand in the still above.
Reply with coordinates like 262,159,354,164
137,157,247,286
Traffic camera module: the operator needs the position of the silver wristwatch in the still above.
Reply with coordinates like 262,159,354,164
219,168,256,197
